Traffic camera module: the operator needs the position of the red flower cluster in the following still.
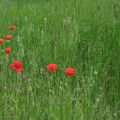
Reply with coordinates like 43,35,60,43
10,60,23,72
1,24,76,76
47,63,76,76
1,25,23,73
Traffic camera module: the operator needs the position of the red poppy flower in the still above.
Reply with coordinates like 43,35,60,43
47,63,58,72
5,47,11,54
66,67,76,76
0,39,4,44
6,35,12,40
9,25,16,30
10,60,23,72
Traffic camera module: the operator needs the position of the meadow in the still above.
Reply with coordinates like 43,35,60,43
0,0,120,120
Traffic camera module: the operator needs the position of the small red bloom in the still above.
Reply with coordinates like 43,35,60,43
5,47,11,54
10,60,23,72
9,25,16,30
0,39,4,44
6,35,12,40
47,63,58,72
66,67,76,76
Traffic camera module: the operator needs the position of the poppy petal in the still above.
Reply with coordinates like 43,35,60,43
10,64,15,69
15,68,23,72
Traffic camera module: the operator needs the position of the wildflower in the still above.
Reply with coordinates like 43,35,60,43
10,60,23,72
6,35,12,40
47,63,58,72
5,47,11,54
66,67,76,76
9,25,16,30
0,39,4,44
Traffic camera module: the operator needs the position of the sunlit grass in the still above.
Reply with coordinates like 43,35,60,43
0,0,120,120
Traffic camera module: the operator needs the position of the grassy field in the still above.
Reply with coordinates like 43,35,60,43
0,0,120,120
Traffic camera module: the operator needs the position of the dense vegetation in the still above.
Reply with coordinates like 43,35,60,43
0,0,120,119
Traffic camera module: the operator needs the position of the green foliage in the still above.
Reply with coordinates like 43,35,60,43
0,0,120,120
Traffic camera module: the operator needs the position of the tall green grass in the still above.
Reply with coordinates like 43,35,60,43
0,0,120,119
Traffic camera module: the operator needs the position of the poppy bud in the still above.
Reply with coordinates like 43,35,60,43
9,25,16,30
47,63,58,72
5,47,11,54
66,67,76,76
6,35,12,40
0,39,4,44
